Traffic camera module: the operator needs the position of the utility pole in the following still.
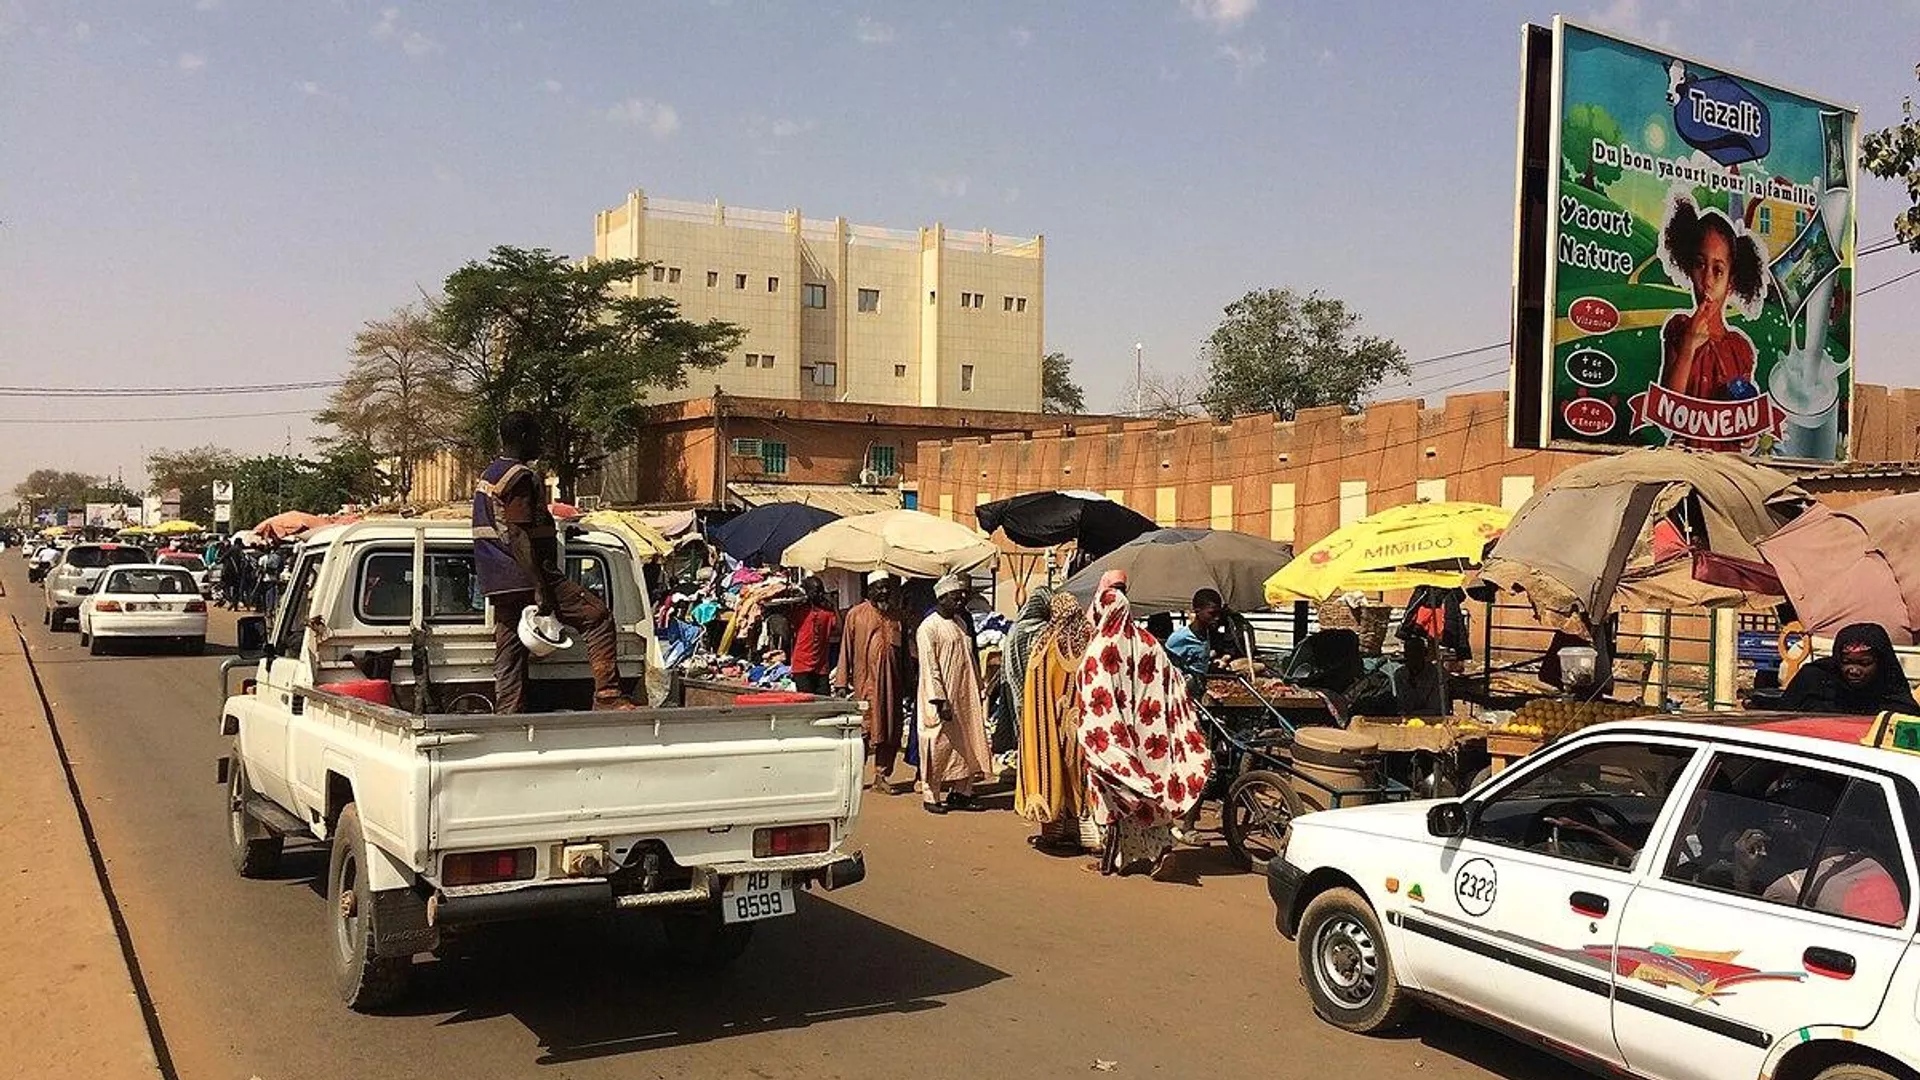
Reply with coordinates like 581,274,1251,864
1133,342,1144,416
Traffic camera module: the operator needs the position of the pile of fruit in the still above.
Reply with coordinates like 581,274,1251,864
1512,698,1656,739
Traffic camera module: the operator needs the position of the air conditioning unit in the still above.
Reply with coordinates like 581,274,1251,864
858,468,880,487
730,438,762,457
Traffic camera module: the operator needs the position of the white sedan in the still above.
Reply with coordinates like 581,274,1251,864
78,565,208,655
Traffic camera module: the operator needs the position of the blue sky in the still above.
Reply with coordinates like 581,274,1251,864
3,0,1917,485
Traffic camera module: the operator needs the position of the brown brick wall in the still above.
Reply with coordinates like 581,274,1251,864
912,385,1920,545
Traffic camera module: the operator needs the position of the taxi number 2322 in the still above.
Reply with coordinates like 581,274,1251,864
1454,858,1498,917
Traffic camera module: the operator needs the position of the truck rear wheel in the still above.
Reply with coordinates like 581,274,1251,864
660,906,755,968
226,757,282,878
327,803,411,1010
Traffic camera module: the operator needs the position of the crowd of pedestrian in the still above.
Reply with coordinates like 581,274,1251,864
214,539,290,613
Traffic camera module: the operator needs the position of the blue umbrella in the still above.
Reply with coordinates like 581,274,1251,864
711,503,843,566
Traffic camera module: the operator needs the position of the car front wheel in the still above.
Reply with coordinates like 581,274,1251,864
1297,886,1410,1034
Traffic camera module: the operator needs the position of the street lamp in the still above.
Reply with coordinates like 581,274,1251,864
1133,343,1144,416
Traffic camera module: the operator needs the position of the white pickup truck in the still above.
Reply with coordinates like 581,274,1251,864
217,520,867,1010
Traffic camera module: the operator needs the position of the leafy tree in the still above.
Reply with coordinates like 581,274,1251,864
1199,288,1408,420
12,469,103,512
231,443,388,528
1564,102,1624,191
434,246,745,499
316,304,466,502
1041,351,1086,413
1864,64,1920,251
145,446,239,523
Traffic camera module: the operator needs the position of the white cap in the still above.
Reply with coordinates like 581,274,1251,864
934,573,968,598
867,569,892,585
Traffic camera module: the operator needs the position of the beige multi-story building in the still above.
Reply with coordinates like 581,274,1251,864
592,189,1045,412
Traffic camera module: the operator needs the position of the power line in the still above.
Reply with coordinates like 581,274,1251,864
1860,264,1920,297
0,405,318,422
0,379,343,398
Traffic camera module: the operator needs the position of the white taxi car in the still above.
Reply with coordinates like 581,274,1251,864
1269,716,1920,1080
78,564,208,655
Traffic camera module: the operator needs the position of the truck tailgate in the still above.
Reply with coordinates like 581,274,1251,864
426,704,864,865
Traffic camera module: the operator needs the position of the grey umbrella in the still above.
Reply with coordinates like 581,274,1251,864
1061,528,1293,615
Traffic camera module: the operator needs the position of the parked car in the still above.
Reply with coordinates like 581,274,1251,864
78,564,208,655
43,542,150,631
218,520,868,1010
1268,715,1920,1080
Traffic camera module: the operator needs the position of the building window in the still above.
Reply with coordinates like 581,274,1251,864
893,363,907,377
651,265,665,282
760,441,788,475
959,291,971,307
744,353,759,367
869,445,896,477
730,437,762,457
802,283,827,309
1003,295,1014,311
1794,208,1808,230
1759,207,1772,234
1016,297,1028,312
971,292,985,309
667,267,682,283
858,288,880,312
768,276,779,293
961,364,976,392
735,273,748,289
804,362,837,386
707,270,719,287
928,290,936,305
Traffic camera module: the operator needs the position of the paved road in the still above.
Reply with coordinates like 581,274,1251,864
5,556,1562,1080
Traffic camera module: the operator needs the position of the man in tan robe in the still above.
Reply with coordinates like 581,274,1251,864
914,573,991,814
835,571,907,790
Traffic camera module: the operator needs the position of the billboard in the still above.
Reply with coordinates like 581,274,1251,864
1512,18,1857,460
84,503,138,529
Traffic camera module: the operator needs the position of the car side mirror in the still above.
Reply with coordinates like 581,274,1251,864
1426,801,1471,839
236,615,273,660
75,586,92,596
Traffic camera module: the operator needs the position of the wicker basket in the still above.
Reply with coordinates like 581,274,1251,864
1319,599,1393,654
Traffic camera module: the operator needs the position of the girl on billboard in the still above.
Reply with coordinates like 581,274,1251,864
1658,195,1766,403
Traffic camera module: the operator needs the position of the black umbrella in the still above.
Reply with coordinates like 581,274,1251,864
710,503,842,566
974,490,1158,560
1061,528,1294,615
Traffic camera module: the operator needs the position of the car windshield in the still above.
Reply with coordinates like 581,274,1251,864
66,546,150,568
102,568,198,595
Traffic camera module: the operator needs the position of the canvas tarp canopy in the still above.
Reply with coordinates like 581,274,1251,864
1757,493,1920,644
1475,449,1807,635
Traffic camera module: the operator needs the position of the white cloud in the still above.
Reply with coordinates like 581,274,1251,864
296,80,320,95
1216,40,1266,82
177,51,205,72
371,7,441,56
769,117,811,138
928,174,970,198
292,79,346,103
70,20,91,42
1589,0,1672,44
605,98,680,139
854,15,895,44
541,78,563,94
1181,0,1257,30
1009,25,1032,47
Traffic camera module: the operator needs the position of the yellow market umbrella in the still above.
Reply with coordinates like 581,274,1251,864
117,525,153,536
152,519,204,536
1263,501,1511,605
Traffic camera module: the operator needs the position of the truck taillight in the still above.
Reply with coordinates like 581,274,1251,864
95,600,123,612
441,848,536,886
186,600,207,612
753,824,830,858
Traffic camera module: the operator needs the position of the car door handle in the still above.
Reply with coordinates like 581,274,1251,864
1569,891,1610,918
1803,947,1856,980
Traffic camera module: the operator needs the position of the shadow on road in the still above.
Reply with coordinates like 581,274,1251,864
393,893,1007,1064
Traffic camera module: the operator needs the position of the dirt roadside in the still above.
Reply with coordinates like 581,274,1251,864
0,615,165,1079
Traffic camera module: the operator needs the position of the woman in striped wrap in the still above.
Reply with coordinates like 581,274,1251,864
1015,590,1094,849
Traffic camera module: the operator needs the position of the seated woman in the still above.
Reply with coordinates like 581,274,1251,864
1780,623,1919,716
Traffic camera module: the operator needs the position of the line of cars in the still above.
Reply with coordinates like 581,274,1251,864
29,540,210,655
